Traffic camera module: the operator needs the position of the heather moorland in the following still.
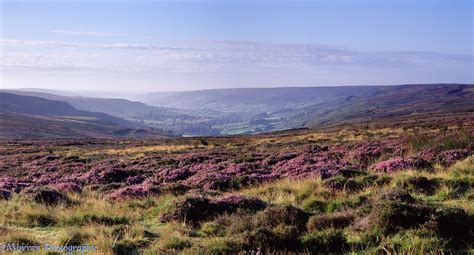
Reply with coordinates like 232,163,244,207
0,113,473,254
2,0,474,253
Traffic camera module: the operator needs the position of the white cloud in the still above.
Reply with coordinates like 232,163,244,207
0,39,182,50
1,39,473,89
49,30,154,38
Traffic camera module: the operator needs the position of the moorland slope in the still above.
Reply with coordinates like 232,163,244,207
5,84,473,136
0,113,472,253
0,92,173,139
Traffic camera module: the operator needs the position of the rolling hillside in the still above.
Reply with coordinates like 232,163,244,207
2,90,221,136
0,93,173,139
4,84,474,136
136,84,474,134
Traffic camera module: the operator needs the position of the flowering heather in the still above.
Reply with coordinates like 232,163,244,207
0,142,469,194
371,157,417,173
418,149,438,162
0,115,473,253
80,161,140,184
345,142,384,164
0,177,31,192
0,116,473,197
156,168,192,182
108,180,160,200
377,156,434,173
126,175,146,185
50,182,83,193
437,149,472,166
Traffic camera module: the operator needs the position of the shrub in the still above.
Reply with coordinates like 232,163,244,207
339,169,368,178
242,205,309,251
214,195,267,214
444,179,470,198
247,224,301,251
113,239,140,255
302,198,327,214
323,176,363,192
161,236,192,251
200,222,225,237
212,213,254,236
379,229,446,254
369,201,433,234
25,212,57,227
258,205,308,230
323,195,369,213
61,214,129,226
23,187,71,205
160,183,190,195
161,195,266,225
375,176,392,186
193,237,243,254
207,205,309,251
50,182,82,194
437,149,471,166
430,207,474,248
107,181,160,200
93,183,123,193
396,176,440,195
371,157,431,173
374,188,416,204
357,175,379,186
323,174,379,193
371,157,413,173
161,196,213,224
307,211,354,231
85,167,135,184
323,175,351,190
59,231,88,246
0,189,12,200
300,229,348,252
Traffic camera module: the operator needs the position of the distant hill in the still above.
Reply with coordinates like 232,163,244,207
5,84,474,136
133,84,474,134
0,92,174,139
134,86,381,112
1,92,80,116
2,90,221,136
2,90,177,117
303,84,474,127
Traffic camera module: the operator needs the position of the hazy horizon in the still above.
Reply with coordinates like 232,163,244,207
3,82,473,96
1,0,473,91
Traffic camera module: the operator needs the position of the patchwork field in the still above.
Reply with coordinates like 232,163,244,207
0,113,473,254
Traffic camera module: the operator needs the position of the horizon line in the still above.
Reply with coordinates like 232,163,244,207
3,83,473,94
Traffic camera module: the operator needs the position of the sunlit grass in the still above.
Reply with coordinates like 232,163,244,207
0,150,472,254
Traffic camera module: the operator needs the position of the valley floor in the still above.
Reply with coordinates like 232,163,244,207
0,113,473,254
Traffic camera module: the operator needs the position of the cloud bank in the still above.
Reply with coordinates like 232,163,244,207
1,39,473,91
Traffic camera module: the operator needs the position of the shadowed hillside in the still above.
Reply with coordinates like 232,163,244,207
0,93,174,139
6,84,474,136
137,84,474,134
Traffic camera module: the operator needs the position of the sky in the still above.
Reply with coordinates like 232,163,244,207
0,0,473,92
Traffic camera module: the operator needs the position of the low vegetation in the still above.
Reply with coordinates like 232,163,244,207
0,115,473,254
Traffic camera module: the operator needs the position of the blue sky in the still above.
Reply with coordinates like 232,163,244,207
0,0,473,91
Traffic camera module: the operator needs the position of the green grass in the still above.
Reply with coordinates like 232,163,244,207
0,154,472,254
